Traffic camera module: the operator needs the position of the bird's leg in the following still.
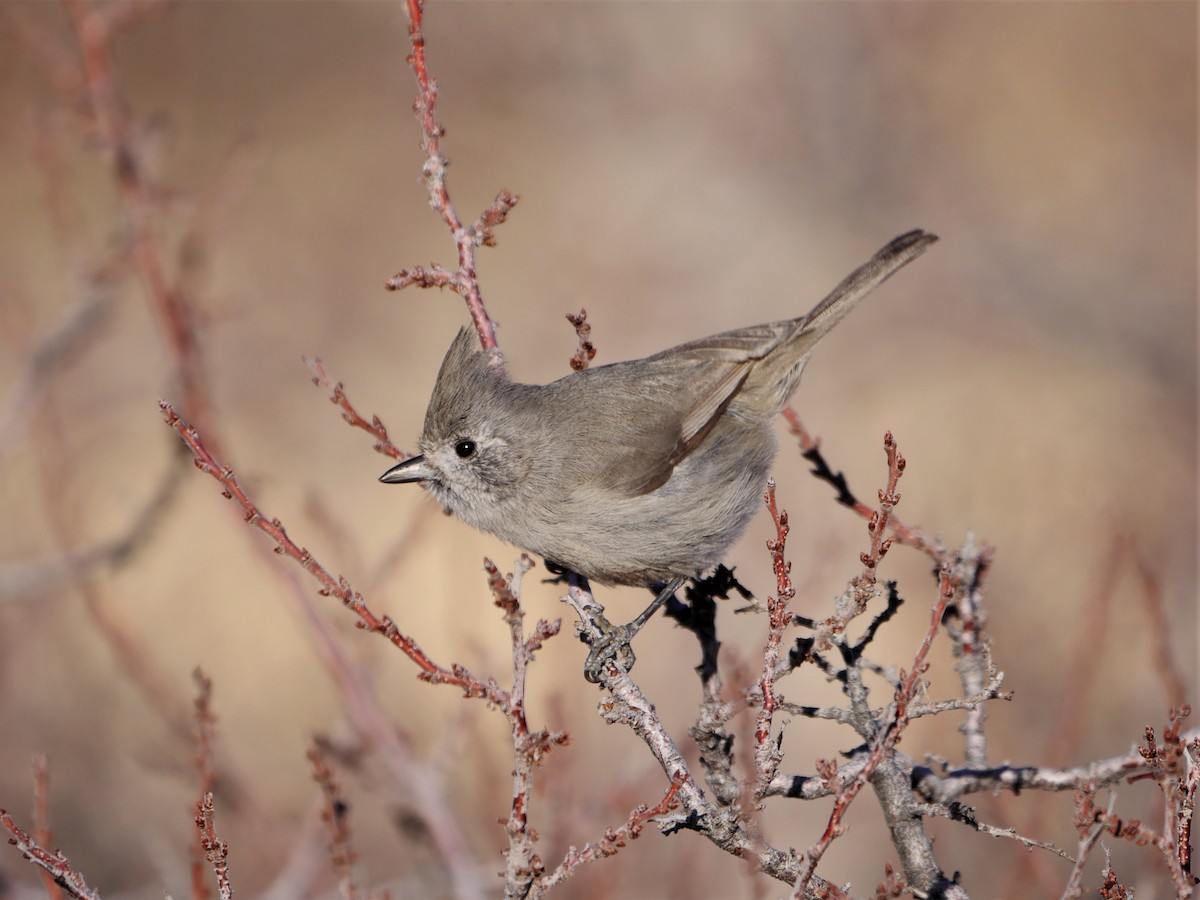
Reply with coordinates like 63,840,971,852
582,576,686,683
541,559,575,586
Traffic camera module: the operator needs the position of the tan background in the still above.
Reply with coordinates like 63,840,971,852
0,2,1195,896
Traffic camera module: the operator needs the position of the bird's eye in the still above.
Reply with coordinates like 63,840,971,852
454,439,477,459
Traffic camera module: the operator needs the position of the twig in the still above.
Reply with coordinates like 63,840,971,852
308,742,363,900
304,356,408,460
486,556,569,900
560,587,843,895
388,0,519,351
65,0,218,444
161,399,510,701
0,290,109,462
194,792,233,900
943,535,996,768
781,408,942,562
793,564,960,896
0,809,100,900
530,775,686,896
1062,793,1117,898
753,481,792,800
161,401,486,900
1133,554,1189,709
189,669,219,900
565,309,596,371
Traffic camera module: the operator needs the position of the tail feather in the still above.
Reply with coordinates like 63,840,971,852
798,229,938,343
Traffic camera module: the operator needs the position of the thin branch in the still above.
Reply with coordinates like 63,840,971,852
0,290,109,462
487,555,569,900
194,792,233,900
160,400,509,705
781,408,943,562
530,775,686,897
0,809,100,900
793,564,960,896
304,356,408,460
389,0,519,350
1133,554,1189,709
753,481,792,801
308,742,363,900
190,669,219,900
162,401,487,899
564,309,597,371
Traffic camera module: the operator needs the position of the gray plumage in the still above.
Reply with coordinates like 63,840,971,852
382,229,937,586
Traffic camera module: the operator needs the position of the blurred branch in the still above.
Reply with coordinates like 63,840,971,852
0,290,109,463
31,755,62,900
0,445,186,604
189,669,219,900
64,0,218,444
1133,553,1190,709
307,742,366,900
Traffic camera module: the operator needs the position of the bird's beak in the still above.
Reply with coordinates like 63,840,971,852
379,455,434,484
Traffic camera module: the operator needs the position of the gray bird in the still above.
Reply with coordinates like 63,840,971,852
382,229,936,677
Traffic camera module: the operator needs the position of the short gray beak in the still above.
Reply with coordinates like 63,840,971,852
379,454,434,484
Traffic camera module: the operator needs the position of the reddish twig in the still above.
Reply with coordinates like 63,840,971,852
160,400,509,708
808,430,907,649
389,0,519,351
304,357,408,459
194,792,233,900
781,408,941,561
530,773,687,896
0,809,100,900
161,397,484,899
1134,707,1200,891
565,309,597,371
308,742,363,900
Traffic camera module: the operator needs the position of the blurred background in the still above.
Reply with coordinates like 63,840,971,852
0,1,1194,896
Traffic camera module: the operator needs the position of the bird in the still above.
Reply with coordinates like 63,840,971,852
381,229,937,679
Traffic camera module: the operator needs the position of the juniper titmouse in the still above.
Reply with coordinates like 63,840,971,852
381,230,936,674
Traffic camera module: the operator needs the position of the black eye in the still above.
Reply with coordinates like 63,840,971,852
454,439,477,459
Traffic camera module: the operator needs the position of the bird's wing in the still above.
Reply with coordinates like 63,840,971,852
577,328,787,496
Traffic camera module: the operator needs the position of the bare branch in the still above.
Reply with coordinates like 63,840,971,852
0,809,100,900
194,792,233,900
394,0,518,350
564,309,597,372
304,356,408,460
